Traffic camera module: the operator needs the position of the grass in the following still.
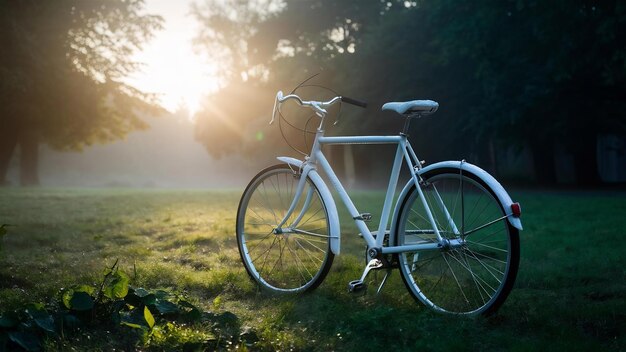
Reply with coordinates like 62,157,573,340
0,187,624,351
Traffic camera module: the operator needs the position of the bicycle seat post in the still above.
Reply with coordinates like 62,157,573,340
401,115,417,136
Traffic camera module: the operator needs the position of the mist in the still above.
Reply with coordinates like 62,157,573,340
4,112,274,188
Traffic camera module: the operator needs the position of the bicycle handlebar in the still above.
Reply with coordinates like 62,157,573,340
341,96,368,108
270,90,367,124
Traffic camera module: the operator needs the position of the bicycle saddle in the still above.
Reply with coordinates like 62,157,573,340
382,100,439,116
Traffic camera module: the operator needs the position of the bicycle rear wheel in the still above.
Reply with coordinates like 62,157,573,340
395,167,519,315
236,165,334,293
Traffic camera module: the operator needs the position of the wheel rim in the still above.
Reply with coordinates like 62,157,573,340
237,168,331,292
398,173,512,314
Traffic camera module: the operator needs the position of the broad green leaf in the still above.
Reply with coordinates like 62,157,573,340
178,300,195,309
62,291,72,310
179,300,202,321
138,293,156,306
184,306,201,322
133,287,150,297
8,331,40,352
144,306,155,329
63,285,96,309
104,271,129,299
69,292,94,311
25,304,56,334
120,307,148,329
63,314,81,329
24,303,46,320
0,314,18,328
240,326,259,345
124,292,142,307
121,321,144,329
154,290,170,300
33,315,56,334
153,299,179,315
73,285,95,295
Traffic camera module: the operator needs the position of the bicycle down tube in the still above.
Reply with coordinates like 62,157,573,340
274,131,455,254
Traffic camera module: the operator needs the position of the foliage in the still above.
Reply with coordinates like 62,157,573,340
0,0,164,185
0,259,258,351
192,0,626,185
191,0,388,158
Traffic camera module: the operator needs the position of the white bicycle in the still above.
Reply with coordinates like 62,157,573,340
236,90,522,316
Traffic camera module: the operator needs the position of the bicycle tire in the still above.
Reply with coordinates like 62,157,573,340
236,164,334,293
394,167,520,316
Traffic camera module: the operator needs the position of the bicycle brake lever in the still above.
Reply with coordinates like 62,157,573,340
270,91,283,124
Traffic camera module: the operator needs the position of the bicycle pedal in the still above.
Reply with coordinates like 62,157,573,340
353,213,372,222
347,279,366,293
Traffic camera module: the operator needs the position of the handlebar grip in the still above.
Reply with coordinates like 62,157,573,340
341,96,368,108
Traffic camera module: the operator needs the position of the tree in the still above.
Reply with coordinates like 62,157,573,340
0,0,163,185
191,0,386,159
192,0,626,185
413,0,626,185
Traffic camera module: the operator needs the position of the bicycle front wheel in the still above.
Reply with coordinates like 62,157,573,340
395,167,520,315
236,165,334,293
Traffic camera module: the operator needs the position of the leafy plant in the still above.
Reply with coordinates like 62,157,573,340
0,260,257,351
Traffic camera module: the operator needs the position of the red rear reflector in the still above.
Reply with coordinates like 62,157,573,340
511,203,521,217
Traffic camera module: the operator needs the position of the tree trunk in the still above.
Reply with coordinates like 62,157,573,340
0,122,19,185
571,133,601,186
19,130,40,186
530,140,557,185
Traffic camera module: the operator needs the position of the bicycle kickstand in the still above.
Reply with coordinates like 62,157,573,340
376,269,392,295
348,259,383,293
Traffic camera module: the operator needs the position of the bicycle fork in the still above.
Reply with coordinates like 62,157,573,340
273,163,315,233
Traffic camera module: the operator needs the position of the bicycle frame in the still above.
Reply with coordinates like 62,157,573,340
238,91,522,314
274,128,461,256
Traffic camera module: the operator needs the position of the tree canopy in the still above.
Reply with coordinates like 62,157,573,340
0,0,163,185
192,0,626,185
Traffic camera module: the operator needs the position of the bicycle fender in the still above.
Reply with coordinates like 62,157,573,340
389,161,522,245
277,157,341,254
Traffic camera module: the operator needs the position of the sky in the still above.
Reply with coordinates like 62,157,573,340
124,0,218,115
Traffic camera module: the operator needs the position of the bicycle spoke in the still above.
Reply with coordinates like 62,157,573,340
244,230,275,253
441,253,470,305
291,233,327,252
285,238,312,282
463,215,508,237
465,240,508,253
463,247,506,276
397,171,517,315
464,248,507,264
467,226,506,244
454,249,488,305
293,237,325,264
237,167,333,292
448,250,497,296
257,236,278,274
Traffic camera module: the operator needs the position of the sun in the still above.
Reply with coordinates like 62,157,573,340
124,0,220,116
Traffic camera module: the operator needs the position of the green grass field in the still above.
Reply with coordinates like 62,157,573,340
0,188,624,351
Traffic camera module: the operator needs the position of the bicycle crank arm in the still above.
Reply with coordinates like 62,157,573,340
348,259,383,293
